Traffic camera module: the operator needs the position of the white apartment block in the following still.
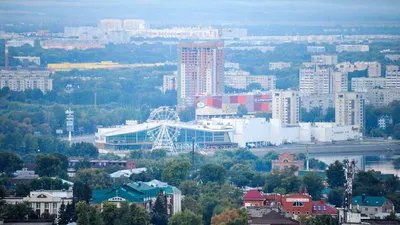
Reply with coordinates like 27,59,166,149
365,89,400,107
311,55,338,65
336,62,381,78
123,19,145,30
224,62,240,70
307,46,325,53
351,77,386,92
5,190,73,218
98,19,123,30
386,65,400,89
163,74,177,93
335,92,365,133
300,65,345,96
13,56,41,65
224,70,276,90
272,90,300,124
385,55,400,61
0,70,53,93
269,62,292,70
301,94,334,114
336,45,369,52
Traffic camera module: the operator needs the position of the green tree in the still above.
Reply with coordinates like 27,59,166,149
328,187,344,207
200,164,227,185
23,134,38,154
131,203,151,225
76,201,102,225
15,183,31,197
307,214,338,225
326,161,346,188
75,168,112,189
161,160,191,186
179,180,201,199
2,202,36,220
35,153,68,178
68,142,99,158
73,181,92,202
353,171,384,196
281,175,301,194
151,191,169,225
0,151,23,175
211,208,248,225
237,104,248,117
58,202,68,225
302,171,324,200
182,197,202,213
169,210,203,225
199,194,219,225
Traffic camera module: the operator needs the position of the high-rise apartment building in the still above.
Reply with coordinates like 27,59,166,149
123,19,145,30
365,88,400,107
386,65,400,89
335,92,365,133
299,65,333,96
351,77,386,92
178,42,224,106
272,90,300,124
98,19,122,31
311,55,338,65
162,74,177,93
224,70,276,90
300,65,346,96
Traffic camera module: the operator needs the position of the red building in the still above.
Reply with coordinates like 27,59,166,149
282,193,313,216
243,190,266,208
271,153,304,172
312,199,337,215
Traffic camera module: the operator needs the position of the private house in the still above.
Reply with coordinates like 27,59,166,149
312,199,337,215
91,181,181,215
271,153,304,171
353,196,395,218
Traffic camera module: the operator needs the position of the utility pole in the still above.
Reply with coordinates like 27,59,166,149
192,137,195,179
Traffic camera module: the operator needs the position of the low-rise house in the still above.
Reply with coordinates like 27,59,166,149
271,153,304,171
109,168,147,178
4,190,73,218
10,174,39,185
312,199,337,215
353,196,395,218
91,181,181,215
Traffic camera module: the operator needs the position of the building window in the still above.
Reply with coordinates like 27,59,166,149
293,202,304,207
53,203,57,209
306,211,310,215
36,203,41,209
45,203,49,209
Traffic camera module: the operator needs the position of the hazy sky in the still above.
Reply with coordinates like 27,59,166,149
1,0,400,25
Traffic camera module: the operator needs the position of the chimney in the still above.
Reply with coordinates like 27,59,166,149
320,198,325,204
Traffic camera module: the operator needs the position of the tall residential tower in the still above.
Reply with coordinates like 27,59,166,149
178,42,224,106
272,90,300,124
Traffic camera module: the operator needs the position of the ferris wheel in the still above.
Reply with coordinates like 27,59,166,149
147,106,180,152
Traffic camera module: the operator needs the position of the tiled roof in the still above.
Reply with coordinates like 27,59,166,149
353,196,391,207
312,201,337,214
243,190,265,200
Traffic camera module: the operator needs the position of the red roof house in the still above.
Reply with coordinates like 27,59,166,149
243,190,265,208
312,199,337,215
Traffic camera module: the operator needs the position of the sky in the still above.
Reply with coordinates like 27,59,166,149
0,0,400,25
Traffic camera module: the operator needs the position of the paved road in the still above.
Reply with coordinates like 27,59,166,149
250,142,400,157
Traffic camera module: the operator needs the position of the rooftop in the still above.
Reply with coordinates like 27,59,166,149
353,196,391,207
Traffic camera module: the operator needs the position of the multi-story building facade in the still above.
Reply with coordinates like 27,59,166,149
98,19,123,30
5,190,73,218
178,42,224,106
333,71,348,93
0,70,53,93
351,77,386,92
224,71,276,90
224,62,240,70
307,46,325,53
123,19,145,30
163,74,177,93
336,45,369,52
301,94,334,114
335,92,365,133
269,62,292,70
336,62,381,77
299,65,333,96
272,90,300,124
272,153,304,171
365,88,400,107
311,55,338,65
386,65,400,89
